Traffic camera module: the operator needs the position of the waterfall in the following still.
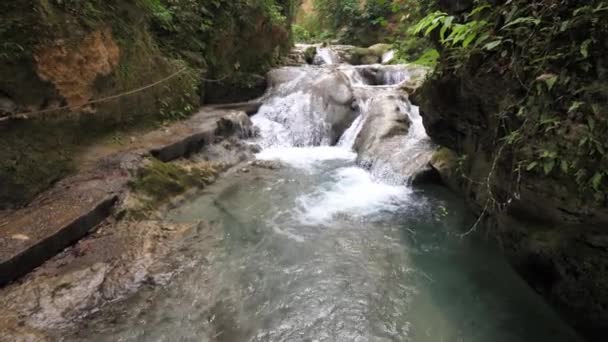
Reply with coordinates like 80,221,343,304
381,50,395,64
338,99,370,149
251,51,434,184
379,67,411,85
314,47,340,65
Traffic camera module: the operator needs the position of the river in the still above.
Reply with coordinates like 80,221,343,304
64,49,583,342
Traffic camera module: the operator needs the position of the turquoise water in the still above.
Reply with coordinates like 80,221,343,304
67,153,583,342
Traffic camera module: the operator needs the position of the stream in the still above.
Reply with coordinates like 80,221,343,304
65,50,583,341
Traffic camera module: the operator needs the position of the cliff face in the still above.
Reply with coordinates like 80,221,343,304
0,0,295,209
413,0,608,340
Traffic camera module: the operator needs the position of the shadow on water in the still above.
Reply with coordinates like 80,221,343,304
401,183,583,342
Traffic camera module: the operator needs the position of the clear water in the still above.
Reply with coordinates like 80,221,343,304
65,59,582,341
66,150,582,342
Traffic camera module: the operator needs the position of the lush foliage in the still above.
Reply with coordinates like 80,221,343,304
417,0,608,200
0,0,295,208
294,0,436,63
295,0,397,45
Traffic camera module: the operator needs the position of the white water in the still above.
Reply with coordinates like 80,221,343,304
251,62,420,222
256,146,356,170
315,47,341,65
252,91,333,147
337,104,368,149
296,166,411,225
382,50,395,64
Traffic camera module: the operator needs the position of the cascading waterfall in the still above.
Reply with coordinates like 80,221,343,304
314,47,341,65
337,99,369,149
252,59,434,185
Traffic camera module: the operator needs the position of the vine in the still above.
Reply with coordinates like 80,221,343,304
415,0,608,209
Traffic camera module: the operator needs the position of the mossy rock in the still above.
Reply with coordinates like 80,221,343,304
304,46,316,64
430,147,460,192
367,43,392,57
129,159,217,204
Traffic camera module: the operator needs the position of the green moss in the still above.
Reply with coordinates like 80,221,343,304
129,159,217,204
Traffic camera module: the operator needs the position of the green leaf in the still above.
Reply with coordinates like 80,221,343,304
543,159,555,175
440,16,454,41
591,173,603,191
468,4,491,18
536,74,558,91
462,32,478,48
560,160,570,174
596,141,606,155
501,17,541,30
588,116,596,131
581,39,592,58
483,39,503,50
568,101,584,113
526,161,538,171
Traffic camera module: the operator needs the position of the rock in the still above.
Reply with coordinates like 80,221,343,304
355,95,412,154
353,94,435,183
360,54,380,65
429,147,460,191
367,43,392,57
0,94,17,114
251,160,282,170
261,67,358,145
311,70,358,143
415,55,608,341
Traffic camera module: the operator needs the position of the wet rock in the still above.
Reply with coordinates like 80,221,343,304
367,44,393,57
260,67,358,146
353,95,435,183
429,147,460,191
283,44,316,65
250,160,282,170
0,219,215,339
360,54,380,65
355,95,412,154
0,94,17,115
311,70,358,143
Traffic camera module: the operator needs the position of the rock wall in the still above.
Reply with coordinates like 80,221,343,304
413,1,608,339
0,0,295,209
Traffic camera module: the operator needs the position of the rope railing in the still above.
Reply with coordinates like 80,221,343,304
0,69,230,122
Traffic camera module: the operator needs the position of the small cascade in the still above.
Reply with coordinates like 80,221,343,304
314,47,340,65
251,45,434,185
379,66,411,85
252,91,333,147
381,50,395,64
338,99,370,149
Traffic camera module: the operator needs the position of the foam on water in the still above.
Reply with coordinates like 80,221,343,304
296,166,411,225
252,90,333,147
337,100,370,150
315,47,340,65
256,146,356,170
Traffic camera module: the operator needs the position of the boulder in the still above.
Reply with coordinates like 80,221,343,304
256,67,357,146
312,69,358,143
360,54,381,65
430,147,460,191
353,94,435,183
0,94,17,114
367,43,392,57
